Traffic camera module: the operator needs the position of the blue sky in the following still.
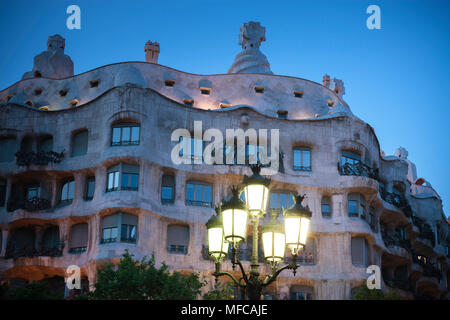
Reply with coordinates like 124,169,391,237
0,0,449,217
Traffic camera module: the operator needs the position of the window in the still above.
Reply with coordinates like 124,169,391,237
0,137,17,162
0,179,6,207
101,212,138,244
106,163,140,192
180,136,203,160
321,196,331,217
111,122,140,146
61,179,75,204
348,193,365,218
270,191,295,212
85,177,95,200
167,225,189,254
42,226,60,250
161,174,175,204
341,150,361,166
369,207,376,230
298,237,316,264
293,147,311,171
38,136,53,152
69,223,88,254
186,182,212,207
289,286,313,300
277,110,288,119
71,130,88,157
351,237,369,267
294,90,304,98
26,184,41,200
20,137,33,153
254,86,265,94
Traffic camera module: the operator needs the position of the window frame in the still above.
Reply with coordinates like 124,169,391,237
106,163,140,192
60,179,75,204
161,174,175,204
100,212,138,244
293,147,311,172
111,122,140,146
185,181,213,207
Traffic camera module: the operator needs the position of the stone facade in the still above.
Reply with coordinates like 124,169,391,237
0,23,449,300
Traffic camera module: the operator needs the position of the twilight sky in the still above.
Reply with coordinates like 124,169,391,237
0,0,449,217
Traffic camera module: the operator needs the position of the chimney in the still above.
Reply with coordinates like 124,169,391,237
145,41,160,64
322,74,330,88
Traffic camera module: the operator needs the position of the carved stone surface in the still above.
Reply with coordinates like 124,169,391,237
228,22,273,74
145,40,160,64
22,34,74,80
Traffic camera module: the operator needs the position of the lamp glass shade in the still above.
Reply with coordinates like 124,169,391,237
208,227,228,260
285,216,310,253
262,230,286,263
244,184,269,212
222,208,248,244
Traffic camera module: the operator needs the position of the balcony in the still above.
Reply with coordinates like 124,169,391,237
5,241,64,260
15,150,64,166
423,263,441,281
337,161,379,180
382,233,411,252
7,196,51,212
380,190,412,218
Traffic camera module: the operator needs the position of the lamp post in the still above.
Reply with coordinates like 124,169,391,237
206,164,312,300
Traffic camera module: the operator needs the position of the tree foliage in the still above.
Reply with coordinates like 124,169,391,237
0,281,63,300
87,250,204,300
352,284,401,300
203,281,236,300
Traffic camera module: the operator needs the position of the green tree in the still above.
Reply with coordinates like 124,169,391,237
203,281,236,300
2,281,63,300
86,250,204,300
352,284,401,300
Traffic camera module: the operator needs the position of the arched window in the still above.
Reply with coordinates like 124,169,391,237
69,223,88,254
167,225,189,254
161,174,175,204
71,130,88,157
61,179,75,204
101,212,138,244
106,163,140,192
0,137,17,162
111,122,140,146
351,236,369,267
321,196,331,217
348,193,365,218
186,181,212,207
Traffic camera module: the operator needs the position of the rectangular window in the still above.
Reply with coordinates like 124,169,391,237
186,182,212,207
121,224,136,243
322,203,330,217
111,124,140,146
293,147,311,171
107,171,120,191
27,185,41,200
85,177,95,200
348,200,358,217
102,227,118,243
360,198,366,220
121,173,139,190
270,192,294,211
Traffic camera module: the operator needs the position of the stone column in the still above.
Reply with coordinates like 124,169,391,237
59,219,71,255
73,172,85,204
50,178,58,208
175,170,186,205
309,189,322,223
35,226,45,251
88,214,99,255
331,192,347,219
1,229,8,257
95,166,107,200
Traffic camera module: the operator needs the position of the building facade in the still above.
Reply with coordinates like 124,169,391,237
0,22,449,300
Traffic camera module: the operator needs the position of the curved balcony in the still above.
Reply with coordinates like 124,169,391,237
7,196,51,212
337,162,379,181
15,150,64,166
4,241,64,260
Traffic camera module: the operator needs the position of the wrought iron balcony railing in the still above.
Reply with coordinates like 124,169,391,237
5,241,64,260
423,263,441,281
15,150,64,166
337,162,379,180
7,196,51,212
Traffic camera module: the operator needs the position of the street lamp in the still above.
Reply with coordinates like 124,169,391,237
206,164,312,300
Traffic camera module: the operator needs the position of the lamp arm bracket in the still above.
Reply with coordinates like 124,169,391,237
263,263,297,286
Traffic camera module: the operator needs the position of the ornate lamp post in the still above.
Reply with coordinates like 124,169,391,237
206,165,312,300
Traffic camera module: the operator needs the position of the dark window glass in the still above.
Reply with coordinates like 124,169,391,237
186,182,212,207
102,227,118,243
71,130,88,157
86,177,95,200
348,200,358,217
121,224,136,243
